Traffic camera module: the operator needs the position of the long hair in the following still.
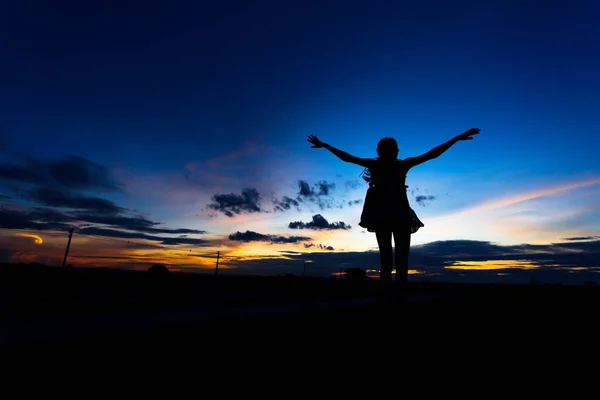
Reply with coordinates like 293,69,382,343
361,137,399,185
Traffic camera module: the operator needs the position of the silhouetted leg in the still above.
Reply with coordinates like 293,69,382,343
393,225,411,304
376,230,393,302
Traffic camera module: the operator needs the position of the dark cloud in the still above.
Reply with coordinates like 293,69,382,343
47,156,121,191
207,188,262,217
297,180,313,198
296,180,336,210
304,243,335,251
0,154,208,246
0,155,121,192
297,180,335,198
271,235,312,244
316,181,335,195
69,212,206,235
25,187,123,214
272,195,300,212
288,214,351,230
77,227,208,246
0,206,207,241
272,182,359,213
408,239,600,272
228,230,310,244
0,208,73,231
415,195,436,206
0,162,44,185
562,236,599,241
0,194,11,200
409,187,436,207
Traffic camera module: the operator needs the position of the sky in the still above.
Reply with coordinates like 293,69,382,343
1,0,599,284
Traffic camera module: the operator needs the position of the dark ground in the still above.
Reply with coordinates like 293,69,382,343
2,263,599,367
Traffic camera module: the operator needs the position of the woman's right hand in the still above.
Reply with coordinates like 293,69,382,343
307,134,325,148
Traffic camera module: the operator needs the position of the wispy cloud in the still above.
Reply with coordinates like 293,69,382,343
15,233,43,244
0,155,122,192
422,176,600,245
454,177,600,216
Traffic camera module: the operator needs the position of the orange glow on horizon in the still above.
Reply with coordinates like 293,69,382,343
445,260,539,270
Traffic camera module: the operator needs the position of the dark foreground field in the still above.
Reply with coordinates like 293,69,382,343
2,264,599,366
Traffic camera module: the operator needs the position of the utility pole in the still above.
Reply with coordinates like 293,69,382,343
62,227,74,267
215,251,220,276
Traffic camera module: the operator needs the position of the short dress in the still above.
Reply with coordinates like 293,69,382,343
358,159,424,234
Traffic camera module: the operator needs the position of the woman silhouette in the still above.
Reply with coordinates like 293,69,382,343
307,128,480,302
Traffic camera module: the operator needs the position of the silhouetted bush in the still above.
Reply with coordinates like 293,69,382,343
345,267,367,281
148,264,170,274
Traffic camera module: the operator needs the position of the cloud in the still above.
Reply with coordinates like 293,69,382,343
0,155,121,191
288,214,351,230
206,188,263,217
271,180,356,214
69,212,206,235
0,208,73,231
297,180,335,198
415,194,436,206
452,177,600,217
303,243,335,251
15,233,43,244
47,156,121,191
297,180,313,198
1,204,207,245
296,180,336,210
408,239,600,271
562,236,600,241
315,181,335,196
77,227,209,246
0,194,11,200
228,230,311,244
25,187,123,213
409,187,436,207
272,195,300,212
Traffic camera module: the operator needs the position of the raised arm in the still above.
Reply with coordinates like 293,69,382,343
307,135,373,168
404,128,480,169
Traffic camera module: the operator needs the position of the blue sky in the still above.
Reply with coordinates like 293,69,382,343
1,0,599,283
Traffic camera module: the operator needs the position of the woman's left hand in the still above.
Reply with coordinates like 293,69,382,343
457,128,480,141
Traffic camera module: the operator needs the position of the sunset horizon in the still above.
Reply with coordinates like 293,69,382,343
2,0,599,285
